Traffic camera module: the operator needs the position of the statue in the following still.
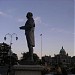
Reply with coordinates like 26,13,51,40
19,12,35,61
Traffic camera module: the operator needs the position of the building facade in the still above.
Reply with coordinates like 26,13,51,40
42,46,74,67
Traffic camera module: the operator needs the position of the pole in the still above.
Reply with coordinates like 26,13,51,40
4,33,18,75
40,34,42,60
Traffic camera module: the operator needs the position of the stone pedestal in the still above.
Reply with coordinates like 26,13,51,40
0,66,8,75
13,65,44,75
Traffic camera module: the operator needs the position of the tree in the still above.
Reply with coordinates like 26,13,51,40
4,53,18,65
0,42,18,66
0,42,10,66
19,52,40,64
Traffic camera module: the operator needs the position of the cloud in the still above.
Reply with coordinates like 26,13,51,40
34,17,42,25
0,11,12,18
17,18,24,22
50,27,73,35
34,16,73,35
51,27,64,33
0,11,25,23
0,11,7,16
0,11,24,23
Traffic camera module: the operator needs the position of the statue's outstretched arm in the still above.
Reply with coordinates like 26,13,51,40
19,26,25,30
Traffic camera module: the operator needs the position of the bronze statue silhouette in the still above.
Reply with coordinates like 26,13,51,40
19,12,35,61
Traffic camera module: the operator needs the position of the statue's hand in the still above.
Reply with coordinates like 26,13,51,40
19,26,25,30
19,27,21,29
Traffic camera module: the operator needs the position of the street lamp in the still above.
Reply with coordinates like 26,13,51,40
4,33,18,46
4,33,18,56
40,34,42,60
4,33,18,75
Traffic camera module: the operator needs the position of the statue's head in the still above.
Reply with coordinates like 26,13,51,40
26,12,33,19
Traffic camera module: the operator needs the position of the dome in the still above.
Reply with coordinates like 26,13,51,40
60,46,66,55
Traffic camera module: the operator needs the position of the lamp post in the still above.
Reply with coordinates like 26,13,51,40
40,34,42,60
4,33,18,75
4,33,18,46
4,33,18,56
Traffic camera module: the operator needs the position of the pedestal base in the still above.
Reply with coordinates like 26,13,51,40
13,65,44,75
0,66,8,75
19,60,35,65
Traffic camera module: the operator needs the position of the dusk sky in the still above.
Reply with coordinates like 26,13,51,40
0,0,74,59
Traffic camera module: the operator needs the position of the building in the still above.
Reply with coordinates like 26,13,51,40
71,56,75,65
42,55,52,65
52,46,71,66
42,46,74,67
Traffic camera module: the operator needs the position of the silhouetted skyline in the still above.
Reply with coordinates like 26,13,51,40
0,0,74,58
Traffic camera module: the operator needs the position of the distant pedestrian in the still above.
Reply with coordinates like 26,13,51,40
61,67,68,75
54,64,62,75
71,67,75,74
